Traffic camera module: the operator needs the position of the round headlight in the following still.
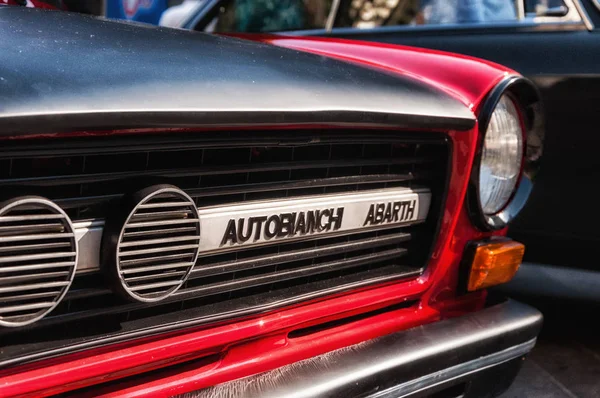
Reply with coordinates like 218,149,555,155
478,95,524,215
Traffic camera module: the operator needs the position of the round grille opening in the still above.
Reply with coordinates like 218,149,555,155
116,186,200,302
0,197,78,328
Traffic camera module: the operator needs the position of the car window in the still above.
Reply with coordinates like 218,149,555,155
205,0,571,33
525,0,568,16
210,0,334,33
334,0,518,28
334,0,568,29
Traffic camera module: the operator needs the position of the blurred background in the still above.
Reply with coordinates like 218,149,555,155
31,0,566,29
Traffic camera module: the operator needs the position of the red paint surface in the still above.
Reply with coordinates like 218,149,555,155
0,37,512,397
234,34,514,112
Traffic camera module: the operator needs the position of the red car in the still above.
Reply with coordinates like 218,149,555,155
0,5,543,398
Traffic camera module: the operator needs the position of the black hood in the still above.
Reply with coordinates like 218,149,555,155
0,7,475,136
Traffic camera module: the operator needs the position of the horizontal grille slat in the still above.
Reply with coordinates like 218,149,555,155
0,223,65,236
122,219,200,229
0,302,55,314
0,131,449,369
0,262,76,273
124,271,188,283
0,291,63,303
0,132,446,159
0,157,434,187
192,232,411,279
0,251,76,264
0,215,66,222
63,287,110,301
138,202,196,209
121,262,197,275
54,173,427,210
0,271,71,286
130,210,193,221
119,235,201,248
183,248,407,298
0,281,71,294
118,244,201,258
0,241,72,253
0,233,75,243
129,280,183,292
122,226,198,238
182,173,430,199
120,252,196,267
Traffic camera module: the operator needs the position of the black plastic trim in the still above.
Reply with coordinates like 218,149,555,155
0,157,432,188
468,76,543,231
0,131,448,158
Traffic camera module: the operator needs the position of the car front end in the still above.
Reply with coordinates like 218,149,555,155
0,7,542,398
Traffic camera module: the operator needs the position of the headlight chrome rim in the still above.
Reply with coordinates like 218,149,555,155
468,76,542,231
478,94,524,216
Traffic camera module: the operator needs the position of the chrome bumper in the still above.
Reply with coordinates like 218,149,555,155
187,300,542,398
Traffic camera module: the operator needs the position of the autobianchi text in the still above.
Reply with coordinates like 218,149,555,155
220,199,417,246
221,208,344,245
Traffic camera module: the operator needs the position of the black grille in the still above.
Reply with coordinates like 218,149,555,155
0,130,449,368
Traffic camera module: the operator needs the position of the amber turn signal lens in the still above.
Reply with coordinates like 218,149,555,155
467,240,525,291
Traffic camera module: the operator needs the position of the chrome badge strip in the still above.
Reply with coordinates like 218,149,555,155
73,188,431,273
198,187,431,254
